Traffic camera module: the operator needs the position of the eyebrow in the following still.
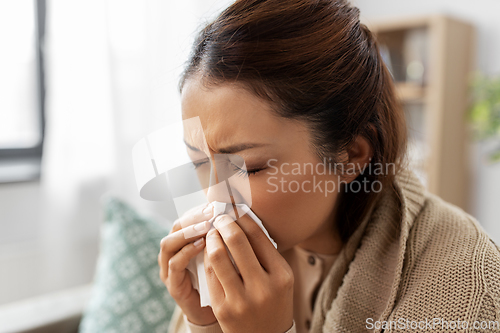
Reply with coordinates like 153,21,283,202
184,140,268,154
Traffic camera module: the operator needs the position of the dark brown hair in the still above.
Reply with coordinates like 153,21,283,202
180,0,408,243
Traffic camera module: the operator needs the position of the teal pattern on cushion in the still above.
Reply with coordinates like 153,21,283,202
78,196,177,333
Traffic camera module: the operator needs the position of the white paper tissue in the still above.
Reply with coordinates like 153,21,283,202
186,201,277,307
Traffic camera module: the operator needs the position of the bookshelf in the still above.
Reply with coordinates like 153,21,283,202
365,15,475,212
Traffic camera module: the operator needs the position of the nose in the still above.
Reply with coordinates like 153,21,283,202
205,153,253,207
205,155,232,204
206,181,233,204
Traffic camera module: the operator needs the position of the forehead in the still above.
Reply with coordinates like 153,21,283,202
180,79,285,148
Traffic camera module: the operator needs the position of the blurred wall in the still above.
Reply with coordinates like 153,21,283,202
353,0,500,241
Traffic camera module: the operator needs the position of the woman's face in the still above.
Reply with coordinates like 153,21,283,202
181,78,344,254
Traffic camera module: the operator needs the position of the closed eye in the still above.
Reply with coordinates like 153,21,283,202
192,158,265,176
231,162,264,177
192,158,209,169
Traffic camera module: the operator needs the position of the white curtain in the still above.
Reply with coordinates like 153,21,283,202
1,0,233,305
43,0,234,233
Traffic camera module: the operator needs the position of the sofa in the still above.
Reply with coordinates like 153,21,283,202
0,284,91,333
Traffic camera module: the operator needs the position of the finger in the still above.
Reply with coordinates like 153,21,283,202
205,228,244,298
233,212,285,274
158,252,165,280
171,202,214,233
169,218,181,234
166,237,206,286
204,242,225,306
213,215,265,280
180,202,214,228
159,221,211,267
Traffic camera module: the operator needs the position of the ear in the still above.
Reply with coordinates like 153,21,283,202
341,135,373,184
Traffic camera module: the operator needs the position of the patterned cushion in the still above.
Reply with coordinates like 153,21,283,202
78,196,176,333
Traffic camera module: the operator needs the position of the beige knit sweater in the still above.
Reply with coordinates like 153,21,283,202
168,168,500,332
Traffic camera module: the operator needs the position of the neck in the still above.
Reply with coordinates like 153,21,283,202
297,197,343,255
297,229,343,255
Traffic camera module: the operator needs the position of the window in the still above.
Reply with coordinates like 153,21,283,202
0,0,46,183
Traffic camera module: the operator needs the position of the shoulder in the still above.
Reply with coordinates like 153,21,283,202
390,191,500,325
410,191,492,249
412,191,499,258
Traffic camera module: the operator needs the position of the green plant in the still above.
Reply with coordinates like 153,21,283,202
467,72,500,163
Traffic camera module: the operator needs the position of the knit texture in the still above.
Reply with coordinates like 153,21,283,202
168,168,500,332
311,168,500,332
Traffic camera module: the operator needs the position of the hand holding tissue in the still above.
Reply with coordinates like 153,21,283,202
186,201,277,308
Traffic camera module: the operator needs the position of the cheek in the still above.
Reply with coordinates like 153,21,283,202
248,173,341,249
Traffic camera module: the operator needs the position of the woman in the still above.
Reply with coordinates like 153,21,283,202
158,0,500,332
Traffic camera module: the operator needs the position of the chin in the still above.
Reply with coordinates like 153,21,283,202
275,240,296,254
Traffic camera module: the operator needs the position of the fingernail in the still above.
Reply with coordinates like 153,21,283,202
194,221,208,231
213,215,224,229
207,229,218,239
194,237,204,247
202,204,213,215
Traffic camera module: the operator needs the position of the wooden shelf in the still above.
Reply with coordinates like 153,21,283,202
365,15,475,212
365,15,430,33
395,82,426,102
